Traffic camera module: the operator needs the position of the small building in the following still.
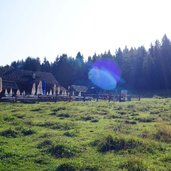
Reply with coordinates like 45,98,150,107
0,67,59,95
69,85,88,96
0,80,18,97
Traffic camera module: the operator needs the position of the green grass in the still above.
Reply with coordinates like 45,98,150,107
0,98,171,170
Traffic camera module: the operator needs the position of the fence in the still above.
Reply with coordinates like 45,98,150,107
0,94,141,103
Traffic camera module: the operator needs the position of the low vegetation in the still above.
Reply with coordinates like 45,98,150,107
0,98,171,170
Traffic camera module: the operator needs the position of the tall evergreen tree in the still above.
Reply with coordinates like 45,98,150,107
41,57,51,72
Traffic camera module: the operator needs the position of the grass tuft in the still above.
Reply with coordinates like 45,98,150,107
0,128,18,138
119,157,148,171
154,125,171,142
56,162,78,171
49,144,78,158
93,134,163,153
94,135,142,152
37,139,53,149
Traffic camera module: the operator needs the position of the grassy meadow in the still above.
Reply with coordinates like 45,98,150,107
0,98,171,171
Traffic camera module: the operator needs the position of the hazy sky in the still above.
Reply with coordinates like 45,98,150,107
0,0,171,65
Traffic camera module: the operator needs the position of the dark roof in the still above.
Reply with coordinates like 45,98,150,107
0,67,14,77
2,80,18,90
71,85,88,93
1,69,58,86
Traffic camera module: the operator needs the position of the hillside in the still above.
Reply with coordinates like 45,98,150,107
0,99,171,170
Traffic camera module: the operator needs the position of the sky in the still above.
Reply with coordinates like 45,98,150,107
0,0,171,66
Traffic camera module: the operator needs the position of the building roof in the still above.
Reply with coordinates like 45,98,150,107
1,68,58,86
2,80,18,90
0,68,59,93
0,67,14,77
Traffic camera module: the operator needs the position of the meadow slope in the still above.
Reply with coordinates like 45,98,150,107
0,98,171,171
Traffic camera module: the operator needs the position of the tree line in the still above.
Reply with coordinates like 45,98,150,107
2,34,171,91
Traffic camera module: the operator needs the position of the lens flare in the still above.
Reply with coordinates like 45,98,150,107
88,60,121,90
